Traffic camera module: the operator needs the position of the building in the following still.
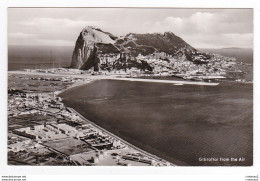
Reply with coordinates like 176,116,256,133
13,129,38,140
34,125,44,131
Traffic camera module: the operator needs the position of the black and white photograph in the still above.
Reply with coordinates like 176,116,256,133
7,8,253,167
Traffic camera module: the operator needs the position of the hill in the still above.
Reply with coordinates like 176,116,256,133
71,26,212,71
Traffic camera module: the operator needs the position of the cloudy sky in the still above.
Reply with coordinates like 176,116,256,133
8,8,253,48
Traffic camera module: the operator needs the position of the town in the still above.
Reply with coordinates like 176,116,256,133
23,49,250,83
8,74,173,166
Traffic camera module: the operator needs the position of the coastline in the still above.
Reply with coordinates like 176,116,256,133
67,107,176,165
8,70,253,166
58,77,253,166
10,69,206,166
8,70,176,166
57,77,177,165
59,79,190,166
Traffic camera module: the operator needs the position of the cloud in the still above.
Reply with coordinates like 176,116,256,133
143,11,252,35
19,18,104,29
8,32,36,38
189,12,216,33
17,17,106,39
182,33,253,49
140,11,253,48
9,17,108,45
8,8,253,48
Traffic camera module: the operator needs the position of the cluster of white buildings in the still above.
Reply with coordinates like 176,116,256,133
8,139,41,152
26,68,86,75
135,51,238,79
8,92,65,117
12,123,99,142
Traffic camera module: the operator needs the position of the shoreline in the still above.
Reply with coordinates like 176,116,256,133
8,69,253,166
59,79,189,166
57,78,177,165
67,107,176,166
7,70,221,166
8,70,176,166
59,78,253,166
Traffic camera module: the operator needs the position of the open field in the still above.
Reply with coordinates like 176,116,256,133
8,114,58,130
43,137,93,156
8,73,73,92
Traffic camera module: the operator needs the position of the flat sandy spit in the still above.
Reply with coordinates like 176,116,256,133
8,70,219,86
